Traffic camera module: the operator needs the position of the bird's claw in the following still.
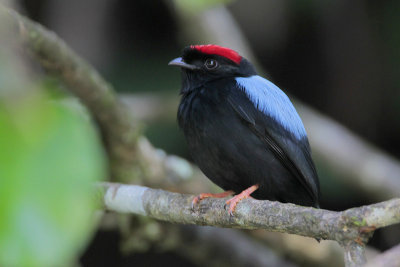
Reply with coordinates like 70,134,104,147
191,196,201,211
225,199,236,216
224,185,259,216
192,191,234,212
223,204,234,217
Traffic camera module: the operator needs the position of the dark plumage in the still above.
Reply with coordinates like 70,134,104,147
169,45,320,211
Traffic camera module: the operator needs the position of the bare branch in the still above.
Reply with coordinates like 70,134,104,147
343,241,366,267
177,226,297,267
298,104,400,200
100,181,400,266
100,182,400,244
98,212,297,267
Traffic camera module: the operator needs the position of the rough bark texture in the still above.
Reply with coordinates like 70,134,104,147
101,183,400,244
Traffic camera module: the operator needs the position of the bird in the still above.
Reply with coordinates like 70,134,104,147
169,44,320,215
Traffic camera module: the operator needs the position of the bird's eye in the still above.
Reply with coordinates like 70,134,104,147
204,59,218,70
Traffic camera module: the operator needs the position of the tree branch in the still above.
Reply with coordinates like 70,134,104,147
298,104,400,200
98,212,297,267
0,5,140,181
343,241,366,267
100,182,400,245
175,225,297,267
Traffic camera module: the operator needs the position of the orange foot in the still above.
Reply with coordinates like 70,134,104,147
225,185,259,216
192,190,234,210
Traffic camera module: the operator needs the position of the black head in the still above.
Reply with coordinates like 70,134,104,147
169,45,257,94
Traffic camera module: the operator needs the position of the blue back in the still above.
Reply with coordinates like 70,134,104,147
235,75,307,140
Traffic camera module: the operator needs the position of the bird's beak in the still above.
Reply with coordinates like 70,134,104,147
168,57,198,70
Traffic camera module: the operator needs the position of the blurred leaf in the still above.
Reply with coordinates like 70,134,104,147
174,0,233,14
0,93,106,266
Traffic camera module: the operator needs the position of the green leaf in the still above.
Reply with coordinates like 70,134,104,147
0,95,106,267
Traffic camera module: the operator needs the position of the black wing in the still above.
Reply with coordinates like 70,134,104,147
227,88,320,206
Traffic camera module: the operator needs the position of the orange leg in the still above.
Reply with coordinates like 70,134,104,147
192,190,234,209
225,185,259,216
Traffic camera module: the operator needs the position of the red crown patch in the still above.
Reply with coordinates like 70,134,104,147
191,45,242,64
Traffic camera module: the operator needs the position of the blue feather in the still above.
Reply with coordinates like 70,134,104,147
235,75,307,139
